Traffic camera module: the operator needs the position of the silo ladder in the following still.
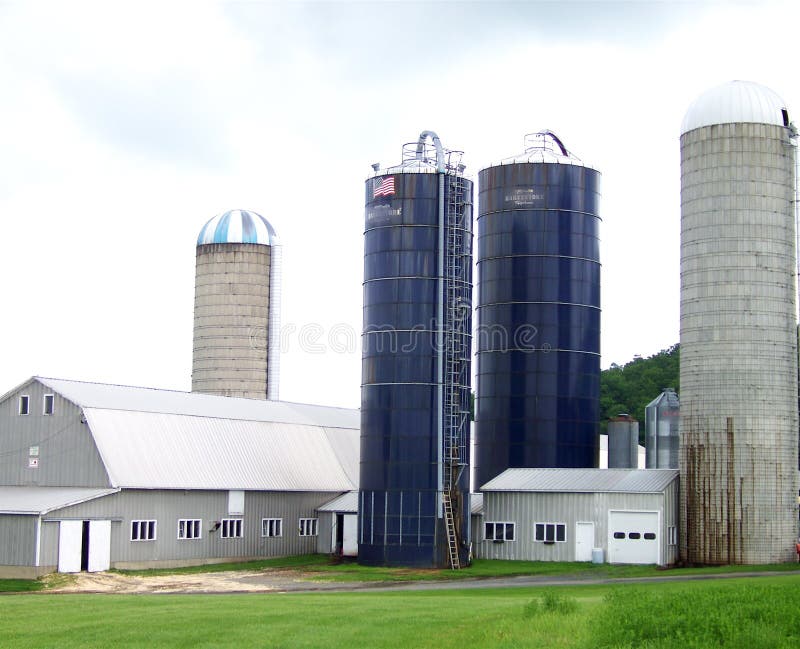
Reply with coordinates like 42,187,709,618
442,491,460,570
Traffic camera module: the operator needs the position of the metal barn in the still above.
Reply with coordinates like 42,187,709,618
0,377,359,578
476,468,679,566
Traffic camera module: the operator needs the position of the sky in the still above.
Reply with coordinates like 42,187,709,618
1,0,799,409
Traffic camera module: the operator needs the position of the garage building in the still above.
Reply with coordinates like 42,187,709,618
476,468,679,566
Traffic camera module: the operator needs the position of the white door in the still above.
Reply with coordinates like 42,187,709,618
608,511,659,564
342,514,358,557
575,521,594,561
88,520,111,572
58,520,83,573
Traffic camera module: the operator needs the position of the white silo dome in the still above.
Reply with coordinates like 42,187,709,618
681,80,790,134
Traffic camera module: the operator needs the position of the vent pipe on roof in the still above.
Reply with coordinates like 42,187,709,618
416,130,446,172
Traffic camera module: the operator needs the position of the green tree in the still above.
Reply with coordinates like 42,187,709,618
600,344,679,442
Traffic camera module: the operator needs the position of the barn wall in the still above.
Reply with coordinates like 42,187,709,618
0,380,109,487
46,489,339,569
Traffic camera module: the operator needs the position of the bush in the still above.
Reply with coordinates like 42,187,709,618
523,591,579,618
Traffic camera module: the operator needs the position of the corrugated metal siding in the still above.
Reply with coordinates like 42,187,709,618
45,489,336,567
36,377,359,429
0,515,36,565
482,468,679,493
0,382,110,488
84,409,356,491
478,491,671,564
317,512,334,554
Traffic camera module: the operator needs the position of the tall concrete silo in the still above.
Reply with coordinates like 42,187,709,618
359,131,472,568
680,81,798,564
474,131,601,488
192,209,282,400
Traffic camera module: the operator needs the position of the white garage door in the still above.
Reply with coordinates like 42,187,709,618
608,511,659,564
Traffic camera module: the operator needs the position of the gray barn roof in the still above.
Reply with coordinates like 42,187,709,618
318,490,358,513
36,377,358,429
25,377,360,493
481,468,679,494
0,486,119,515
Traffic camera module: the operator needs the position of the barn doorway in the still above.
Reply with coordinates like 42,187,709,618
58,520,111,573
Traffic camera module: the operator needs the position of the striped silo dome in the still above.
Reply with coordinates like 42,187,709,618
197,209,279,246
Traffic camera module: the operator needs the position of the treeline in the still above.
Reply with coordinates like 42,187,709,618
600,344,679,440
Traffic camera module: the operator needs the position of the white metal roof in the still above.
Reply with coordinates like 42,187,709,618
83,409,358,491
36,377,358,429
15,377,361,493
0,486,119,515
481,468,678,493
470,492,484,515
681,80,790,134
318,490,358,513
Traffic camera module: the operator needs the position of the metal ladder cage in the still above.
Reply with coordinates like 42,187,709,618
442,171,472,569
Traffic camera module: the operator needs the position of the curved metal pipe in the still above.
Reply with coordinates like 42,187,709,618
538,130,570,156
416,130,446,172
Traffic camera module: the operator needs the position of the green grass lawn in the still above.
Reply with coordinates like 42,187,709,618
1,575,799,648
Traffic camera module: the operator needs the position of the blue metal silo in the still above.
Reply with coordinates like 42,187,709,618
359,131,473,568
474,131,601,488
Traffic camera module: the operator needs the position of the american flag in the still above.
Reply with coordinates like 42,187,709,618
373,176,395,197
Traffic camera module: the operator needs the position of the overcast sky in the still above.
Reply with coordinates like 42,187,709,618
1,0,798,408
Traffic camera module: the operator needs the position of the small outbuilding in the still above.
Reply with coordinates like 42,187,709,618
476,468,679,566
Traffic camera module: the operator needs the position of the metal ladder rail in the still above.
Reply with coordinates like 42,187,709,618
442,173,469,569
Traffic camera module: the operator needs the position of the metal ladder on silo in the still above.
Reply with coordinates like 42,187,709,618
441,171,471,569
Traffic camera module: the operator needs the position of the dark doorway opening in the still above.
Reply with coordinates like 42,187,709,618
80,520,90,571
335,513,344,556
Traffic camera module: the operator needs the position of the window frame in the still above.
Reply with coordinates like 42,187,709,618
534,522,567,543
298,518,318,537
220,518,243,539
261,518,283,538
18,395,30,416
130,519,157,542
43,394,54,416
177,518,202,540
484,521,515,542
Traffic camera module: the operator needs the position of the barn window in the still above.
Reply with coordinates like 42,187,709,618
485,522,515,542
299,518,318,536
613,532,625,539
261,518,283,537
628,532,641,540
18,395,29,415
131,520,157,541
177,519,202,540
43,394,54,415
221,518,243,538
534,522,566,543
643,532,656,540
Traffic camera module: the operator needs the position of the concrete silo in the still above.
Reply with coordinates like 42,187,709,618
680,81,799,564
474,131,601,489
359,131,472,568
192,209,282,400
